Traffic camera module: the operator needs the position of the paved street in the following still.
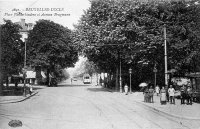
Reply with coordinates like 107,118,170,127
0,80,200,129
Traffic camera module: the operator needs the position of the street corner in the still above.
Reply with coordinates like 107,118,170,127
18,91,39,102
0,91,38,104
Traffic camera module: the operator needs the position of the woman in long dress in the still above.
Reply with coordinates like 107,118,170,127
144,87,149,102
160,86,167,105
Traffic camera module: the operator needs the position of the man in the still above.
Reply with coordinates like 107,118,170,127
180,85,186,104
149,86,154,103
168,85,175,104
186,86,193,105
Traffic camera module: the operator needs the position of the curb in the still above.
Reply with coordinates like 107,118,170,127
134,100,200,120
0,91,38,104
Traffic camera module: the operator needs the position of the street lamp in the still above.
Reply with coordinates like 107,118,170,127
21,34,27,97
129,68,132,93
153,64,157,88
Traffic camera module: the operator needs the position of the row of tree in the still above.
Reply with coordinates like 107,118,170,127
74,0,200,90
0,19,79,95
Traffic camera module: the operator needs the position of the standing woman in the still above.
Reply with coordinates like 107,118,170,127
144,87,149,102
160,86,167,105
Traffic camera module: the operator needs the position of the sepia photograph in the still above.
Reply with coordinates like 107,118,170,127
0,0,200,129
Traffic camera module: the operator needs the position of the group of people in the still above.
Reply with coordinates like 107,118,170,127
180,85,193,105
143,84,193,105
144,86,155,103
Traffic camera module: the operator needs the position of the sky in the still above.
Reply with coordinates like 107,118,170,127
66,56,87,78
0,0,91,76
0,0,91,29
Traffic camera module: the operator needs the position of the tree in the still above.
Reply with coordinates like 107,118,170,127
132,0,200,84
27,20,78,85
74,0,144,90
75,0,200,89
0,20,23,91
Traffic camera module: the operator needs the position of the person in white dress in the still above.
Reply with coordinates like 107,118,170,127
155,85,160,96
168,85,175,104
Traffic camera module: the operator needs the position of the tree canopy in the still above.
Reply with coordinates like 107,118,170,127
1,20,23,77
75,0,200,89
27,20,78,81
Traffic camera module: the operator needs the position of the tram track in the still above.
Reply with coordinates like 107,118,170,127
109,95,191,129
88,90,193,129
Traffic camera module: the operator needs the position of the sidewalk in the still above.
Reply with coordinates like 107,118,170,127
0,85,45,104
127,92,200,120
103,87,200,120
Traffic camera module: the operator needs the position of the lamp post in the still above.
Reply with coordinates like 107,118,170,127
153,65,157,88
129,68,132,93
21,34,27,97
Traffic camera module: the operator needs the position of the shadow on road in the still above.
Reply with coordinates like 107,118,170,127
33,86,45,90
87,87,113,93
57,84,91,87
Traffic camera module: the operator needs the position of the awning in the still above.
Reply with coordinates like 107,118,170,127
186,73,200,78
26,71,36,79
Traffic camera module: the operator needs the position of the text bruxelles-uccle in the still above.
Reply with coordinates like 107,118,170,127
25,8,64,11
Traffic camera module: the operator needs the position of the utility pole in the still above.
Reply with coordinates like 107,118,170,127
164,25,168,86
153,64,157,88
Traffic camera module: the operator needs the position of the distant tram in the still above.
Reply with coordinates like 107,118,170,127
83,74,91,84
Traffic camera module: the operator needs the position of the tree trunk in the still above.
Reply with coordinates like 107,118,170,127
115,67,119,91
46,68,50,86
0,26,3,95
6,75,9,87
